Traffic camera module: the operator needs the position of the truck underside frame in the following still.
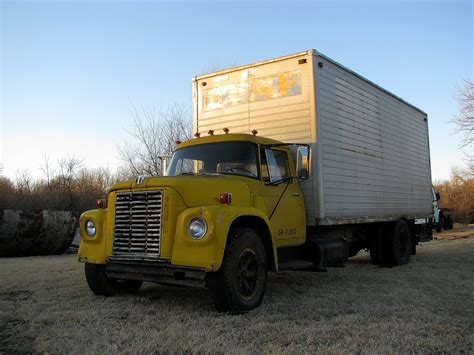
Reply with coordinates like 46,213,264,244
106,257,207,288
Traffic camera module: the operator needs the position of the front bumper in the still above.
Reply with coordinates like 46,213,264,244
106,257,206,288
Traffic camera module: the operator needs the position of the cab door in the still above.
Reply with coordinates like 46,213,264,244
259,147,306,247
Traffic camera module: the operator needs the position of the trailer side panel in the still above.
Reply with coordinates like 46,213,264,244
314,54,432,224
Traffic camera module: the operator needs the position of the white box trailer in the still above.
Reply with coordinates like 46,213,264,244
192,49,433,227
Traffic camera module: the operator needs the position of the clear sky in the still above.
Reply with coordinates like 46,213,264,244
1,0,473,182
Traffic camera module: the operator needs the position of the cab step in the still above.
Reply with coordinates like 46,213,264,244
278,260,314,271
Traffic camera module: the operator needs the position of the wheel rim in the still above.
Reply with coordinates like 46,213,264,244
236,248,260,300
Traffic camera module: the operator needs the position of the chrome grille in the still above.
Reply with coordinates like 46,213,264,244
113,190,163,257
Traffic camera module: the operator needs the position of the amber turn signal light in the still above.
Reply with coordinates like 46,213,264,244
96,199,106,208
219,193,232,205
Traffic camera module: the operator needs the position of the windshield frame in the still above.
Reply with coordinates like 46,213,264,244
167,141,261,180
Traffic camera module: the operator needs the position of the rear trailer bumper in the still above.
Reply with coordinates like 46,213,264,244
106,257,206,288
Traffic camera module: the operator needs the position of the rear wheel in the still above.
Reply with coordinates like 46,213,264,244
381,220,411,267
85,263,142,296
208,228,267,312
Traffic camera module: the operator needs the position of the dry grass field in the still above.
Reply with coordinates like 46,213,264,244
1,226,473,354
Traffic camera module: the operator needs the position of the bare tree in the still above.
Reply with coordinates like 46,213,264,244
0,176,16,209
118,103,191,177
452,79,474,177
40,155,55,194
15,170,33,194
57,156,84,210
199,61,239,76
453,79,473,144
2,157,117,212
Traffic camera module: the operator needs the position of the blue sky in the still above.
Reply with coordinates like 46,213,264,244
1,0,473,181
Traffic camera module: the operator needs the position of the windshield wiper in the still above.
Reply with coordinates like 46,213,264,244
179,172,223,176
267,177,293,186
199,172,223,176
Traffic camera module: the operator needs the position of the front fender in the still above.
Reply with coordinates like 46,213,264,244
171,205,277,272
77,209,109,264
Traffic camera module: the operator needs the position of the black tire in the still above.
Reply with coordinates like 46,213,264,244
207,228,267,313
85,263,117,296
441,215,448,230
446,215,453,230
85,263,143,296
381,220,411,267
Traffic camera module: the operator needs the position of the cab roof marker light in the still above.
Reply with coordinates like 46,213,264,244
194,132,201,138
223,128,230,134
208,130,214,136
252,129,258,136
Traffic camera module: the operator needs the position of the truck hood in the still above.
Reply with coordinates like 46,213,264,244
109,175,251,207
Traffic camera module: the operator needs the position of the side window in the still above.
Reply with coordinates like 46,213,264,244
260,149,270,182
175,159,204,174
262,149,289,182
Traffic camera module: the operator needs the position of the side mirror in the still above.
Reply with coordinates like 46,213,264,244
435,192,440,201
296,146,310,180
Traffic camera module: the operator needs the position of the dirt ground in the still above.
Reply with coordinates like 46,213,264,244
1,226,473,354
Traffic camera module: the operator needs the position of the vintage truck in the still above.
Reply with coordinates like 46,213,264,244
78,50,433,312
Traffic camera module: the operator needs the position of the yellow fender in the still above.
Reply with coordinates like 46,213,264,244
77,209,109,264
171,205,278,272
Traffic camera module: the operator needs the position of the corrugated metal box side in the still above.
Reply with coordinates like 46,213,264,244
313,52,433,225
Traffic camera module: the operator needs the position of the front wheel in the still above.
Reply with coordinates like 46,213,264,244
208,228,267,312
85,263,143,296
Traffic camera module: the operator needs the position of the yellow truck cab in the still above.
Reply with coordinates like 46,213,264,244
79,133,313,311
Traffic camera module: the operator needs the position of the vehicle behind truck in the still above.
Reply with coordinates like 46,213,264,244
431,187,453,232
78,50,433,312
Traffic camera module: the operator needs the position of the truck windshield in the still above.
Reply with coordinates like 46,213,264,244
167,141,259,178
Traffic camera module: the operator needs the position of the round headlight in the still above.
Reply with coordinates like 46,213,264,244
85,220,96,237
188,217,207,240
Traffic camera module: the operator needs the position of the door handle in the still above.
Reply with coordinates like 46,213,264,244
292,192,300,196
